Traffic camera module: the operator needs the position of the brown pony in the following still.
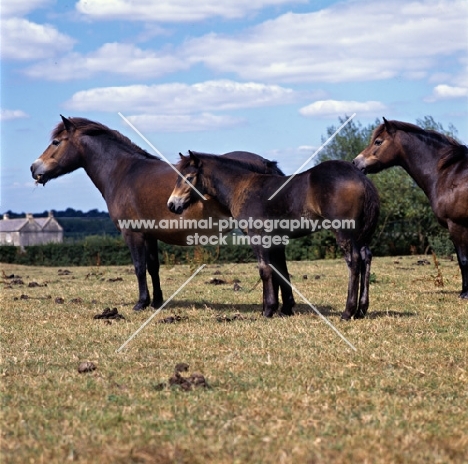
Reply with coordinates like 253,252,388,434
353,118,468,298
168,151,380,320
30,116,294,312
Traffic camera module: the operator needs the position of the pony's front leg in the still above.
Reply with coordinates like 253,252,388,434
459,262,468,299
122,230,150,311
146,239,163,308
355,245,372,318
255,248,279,317
270,245,295,316
455,245,468,299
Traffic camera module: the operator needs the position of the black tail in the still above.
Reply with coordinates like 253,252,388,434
357,176,380,245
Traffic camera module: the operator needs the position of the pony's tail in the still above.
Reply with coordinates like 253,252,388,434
357,177,380,245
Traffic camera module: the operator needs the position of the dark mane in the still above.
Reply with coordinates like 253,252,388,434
438,144,468,170
52,117,159,160
180,151,284,175
377,120,467,171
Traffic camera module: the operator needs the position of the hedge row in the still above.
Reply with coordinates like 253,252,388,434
0,232,342,267
0,228,453,267
0,236,131,267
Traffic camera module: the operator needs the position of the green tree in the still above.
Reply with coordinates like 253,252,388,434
318,115,379,163
416,115,459,140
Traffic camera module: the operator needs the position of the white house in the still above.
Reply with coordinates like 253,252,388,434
0,212,63,246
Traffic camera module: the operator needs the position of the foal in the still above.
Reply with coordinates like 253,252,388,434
168,151,380,320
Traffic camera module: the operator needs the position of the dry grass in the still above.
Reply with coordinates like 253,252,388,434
1,256,467,463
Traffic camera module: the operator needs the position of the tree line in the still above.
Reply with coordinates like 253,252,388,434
1,116,457,266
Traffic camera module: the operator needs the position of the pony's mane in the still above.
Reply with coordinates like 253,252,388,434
179,151,284,175
438,144,468,170
52,118,160,160
376,120,467,171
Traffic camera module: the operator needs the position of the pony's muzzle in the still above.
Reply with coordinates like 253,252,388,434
352,155,367,173
30,159,47,184
167,196,185,215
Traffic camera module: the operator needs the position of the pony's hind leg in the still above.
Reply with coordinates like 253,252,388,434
146,239,163,308
447,222,468,298
339,240,361,321
355,245,372,318
270,245,295,316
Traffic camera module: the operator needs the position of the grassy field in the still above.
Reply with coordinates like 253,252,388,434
1,255,467,463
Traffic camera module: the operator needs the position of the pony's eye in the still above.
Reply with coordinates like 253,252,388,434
52,140,61,146
374,139,383,146
185,176,195,183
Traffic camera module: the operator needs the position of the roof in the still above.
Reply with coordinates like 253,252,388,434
0,214,63,233
0,218,40,233
35,217,63,230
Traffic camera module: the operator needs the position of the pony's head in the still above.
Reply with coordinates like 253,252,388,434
167,150,284,214
167,151,204,214
353,118,402,173
31,115,83,185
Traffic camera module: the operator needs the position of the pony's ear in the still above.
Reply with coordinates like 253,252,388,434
60,115,76,133
179,152,187,160
383,117,395,134
188,150,201,168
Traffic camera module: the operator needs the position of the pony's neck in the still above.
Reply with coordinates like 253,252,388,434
201,160,254,210
396,132,443,199
80,136,139,200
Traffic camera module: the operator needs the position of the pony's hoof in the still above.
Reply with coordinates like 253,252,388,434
263,309,275,318
279,309,294,317
133,301,149,311
354,311,366,319
459,291,468,299
151,299,164,309
340,313,352,321
279,303,295,316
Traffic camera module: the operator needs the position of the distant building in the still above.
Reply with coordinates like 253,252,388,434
0,212,63,246
34,212,64,243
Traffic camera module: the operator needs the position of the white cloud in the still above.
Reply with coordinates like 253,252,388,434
24,42,187,80
1,17,75,61
435,85,468,99
22,0,467,84
1,0,51,18
428,59,468,96
64,80,297,112
299,100,386,118
0,109,29,121
425,84,468,102
65,80,298,132
181,0,467,83
125,113,244,132
64,80,298,132
75,0,305,22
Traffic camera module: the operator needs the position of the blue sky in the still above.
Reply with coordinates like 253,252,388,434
1,0,467,214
